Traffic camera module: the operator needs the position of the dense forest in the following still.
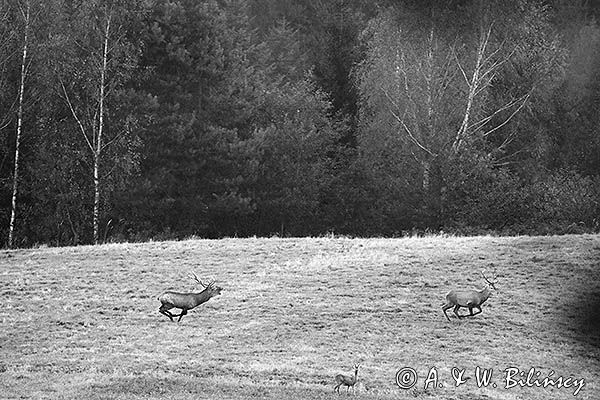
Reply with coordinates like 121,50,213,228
1,0,599,246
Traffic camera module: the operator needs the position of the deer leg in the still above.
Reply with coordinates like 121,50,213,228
453,305,464,319
461,306,482,317
334,383,341,394
159,309,174,321
176,308,188,322
442,303,453,321
159,304,175,321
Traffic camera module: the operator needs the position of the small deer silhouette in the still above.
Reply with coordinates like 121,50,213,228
442,270,497,321
334,363,360,395
158,273,222,322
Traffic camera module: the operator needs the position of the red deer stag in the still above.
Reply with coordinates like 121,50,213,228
158,273,222,322
442,270,497,321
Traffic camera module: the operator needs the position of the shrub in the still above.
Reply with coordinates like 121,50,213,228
529,169,600,233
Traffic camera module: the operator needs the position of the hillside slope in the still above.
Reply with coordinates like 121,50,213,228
1,235,598,399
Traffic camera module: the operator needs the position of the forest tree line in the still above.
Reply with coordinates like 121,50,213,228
1,0,599,247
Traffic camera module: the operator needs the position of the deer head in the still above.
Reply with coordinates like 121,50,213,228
192,272,222,297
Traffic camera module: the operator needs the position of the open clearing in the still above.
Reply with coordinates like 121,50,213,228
1,235,599,399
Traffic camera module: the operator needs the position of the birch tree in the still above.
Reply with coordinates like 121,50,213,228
60,9,110,245
53,0,143,244
355,2,564,220
8,0,32,248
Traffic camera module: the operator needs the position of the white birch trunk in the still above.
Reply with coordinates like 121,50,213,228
8,1,30,248
93,14,111,245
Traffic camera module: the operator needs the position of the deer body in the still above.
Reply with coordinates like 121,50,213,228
442,271,497,321
158,274,222,322
334,364,360,395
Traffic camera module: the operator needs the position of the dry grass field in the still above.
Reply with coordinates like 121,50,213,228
1,235,599,399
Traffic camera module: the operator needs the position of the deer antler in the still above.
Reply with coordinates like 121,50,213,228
480,268,497,289
192,273,216,289
480,270,490,283
192,272,208,288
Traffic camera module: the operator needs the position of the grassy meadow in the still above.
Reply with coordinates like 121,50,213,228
1,235,599,399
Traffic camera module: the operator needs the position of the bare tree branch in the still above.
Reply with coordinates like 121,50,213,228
467,92,529,133
59,79,94,153
452,45,470,87
382,87,436,157
482,90,532,137
101,128,127,152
